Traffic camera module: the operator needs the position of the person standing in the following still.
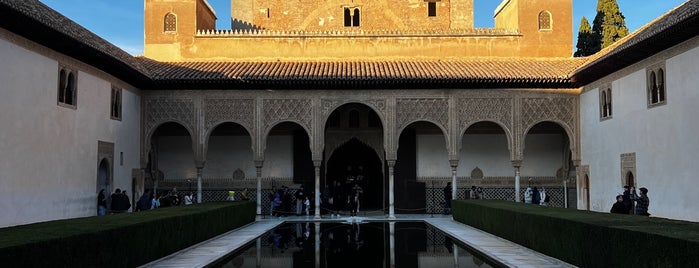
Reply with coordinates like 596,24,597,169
184,192,193,205
622,185,633,214
524,186,533,204
532,187,541,205
443,182,452,214
632,187,650,216
97,189,107,216
295,186,305,216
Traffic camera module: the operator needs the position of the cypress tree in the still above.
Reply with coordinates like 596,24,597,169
592,0,629,50
574,17,595,57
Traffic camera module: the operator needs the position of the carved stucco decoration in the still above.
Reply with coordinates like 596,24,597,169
263,99,313,132
320,99,386,122
471,166,484,179
521,97,576,134
396,98,449,133
458,98,513,134
324,131,385,166
204,98,255,134
145,98,196,137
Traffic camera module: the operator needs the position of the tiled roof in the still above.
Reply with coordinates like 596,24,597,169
138,57,586,89
0,0,151,85
572,0,699,84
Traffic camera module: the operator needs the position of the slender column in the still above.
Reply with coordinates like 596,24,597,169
387,160,396,219
256,237,261,268
564,179,569,208
255,161,263,216
389,222,396,268
513,160,521,202
453,246,459,268
449,160,459,202
314,222,321,268
196,167,203,203
314,160,322,219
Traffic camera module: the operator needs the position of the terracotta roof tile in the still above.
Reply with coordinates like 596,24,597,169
137,57,586,89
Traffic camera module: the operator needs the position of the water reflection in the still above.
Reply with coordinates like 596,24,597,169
216,222,493,268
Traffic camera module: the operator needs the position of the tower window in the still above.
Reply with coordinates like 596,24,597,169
428,2,437,17
164,13,177,32
344,7,360,27
538,11,552,30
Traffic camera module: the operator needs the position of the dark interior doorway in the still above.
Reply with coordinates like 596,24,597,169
326,138,383,210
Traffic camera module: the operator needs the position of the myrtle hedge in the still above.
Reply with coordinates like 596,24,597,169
0,201,255,267
453,200,699,268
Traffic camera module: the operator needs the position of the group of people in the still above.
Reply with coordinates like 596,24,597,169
326,166,365,217
97,188,131,215
271,185,311,217
611,185,650,216
97,188,194,215
443,184,488,214
524,186,550,206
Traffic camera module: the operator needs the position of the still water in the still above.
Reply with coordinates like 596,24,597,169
214,222,495,268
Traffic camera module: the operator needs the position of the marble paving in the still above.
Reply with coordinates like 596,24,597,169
142,214,576,268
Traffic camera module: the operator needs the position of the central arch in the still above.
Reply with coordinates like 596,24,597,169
323,103,384,215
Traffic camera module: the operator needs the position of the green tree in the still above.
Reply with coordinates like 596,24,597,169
592,0,629,50
574,17,595,57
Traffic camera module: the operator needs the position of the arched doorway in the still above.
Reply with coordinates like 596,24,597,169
97,158,110,194
523,121,574,207
326,138,383,210
323,103,384,214
147,122,194,197
205,122,254,179
460,121,512,202
626,172,635,188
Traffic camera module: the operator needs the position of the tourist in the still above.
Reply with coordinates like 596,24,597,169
184,192,193,205
532,187,541,205
443,182,452,214
282,186,293,216
540,187,549,206
469,186,477,199
111,188,131,213
295,185,305,215
350,183,363,216
136,190,151,211
524,186,533,204
622,185,633,214
272,189,282,216
477,187,484,199
269,186,277,216
97,189,107,216
632,187,650,216
610,195,626,214
304,196,310,216
159,191,172,207
151,191,160,209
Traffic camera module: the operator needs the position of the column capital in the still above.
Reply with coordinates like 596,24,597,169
572,159,581,167
511,160,522,168
449,159,459,168
386,160,396,167
254,160,264,168
313,160,322,167
195,161,205,169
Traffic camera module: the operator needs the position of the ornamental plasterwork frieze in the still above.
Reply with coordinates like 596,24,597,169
203,98,255,134
263,99,313,131
521,97,576,134
320,99,387,120
396,98,449,131
458,97,513,133
145,98,196,135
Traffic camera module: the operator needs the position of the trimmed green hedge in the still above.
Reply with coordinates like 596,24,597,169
0,201,255,267
453,200,699,268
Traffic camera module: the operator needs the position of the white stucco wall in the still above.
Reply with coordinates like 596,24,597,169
0,36,141,227
416,134,563,177
580,38,699,221
157,135,292,179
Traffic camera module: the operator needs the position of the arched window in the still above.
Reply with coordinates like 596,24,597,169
428,2,437,17
164,13,177,32
658,68,665,102
647,64,667,107
58,69,66,103
111,87,122,120
538,11,552,30
601,91,608,117
344,7,360,27
606,89,612,116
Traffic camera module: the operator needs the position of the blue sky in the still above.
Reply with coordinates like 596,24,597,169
40,0,687,56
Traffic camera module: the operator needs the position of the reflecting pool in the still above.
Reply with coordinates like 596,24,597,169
213,222,495,268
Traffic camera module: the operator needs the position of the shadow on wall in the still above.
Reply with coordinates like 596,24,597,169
231,19,263,30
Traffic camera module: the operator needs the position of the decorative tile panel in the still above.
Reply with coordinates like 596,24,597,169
145,98,195,134
263,99,313,130
458,98,512,132
396,98,449,131
204,99,255,132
